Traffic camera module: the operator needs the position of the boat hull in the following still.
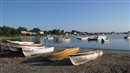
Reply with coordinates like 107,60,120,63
69,50,103,65
7,40,43,51
22,46,54,57
58,38,70,43
77,36,88,40
48,47,79,61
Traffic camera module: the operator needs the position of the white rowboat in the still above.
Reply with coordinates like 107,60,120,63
7,40,43,49
22,46,54,57
69,50,103,65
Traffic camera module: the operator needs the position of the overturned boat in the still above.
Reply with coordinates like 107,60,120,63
47,47,79,61
69,50,103,65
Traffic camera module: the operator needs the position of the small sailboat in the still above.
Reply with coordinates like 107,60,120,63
22,46,54,57
69,50,103,65
47,47,79,61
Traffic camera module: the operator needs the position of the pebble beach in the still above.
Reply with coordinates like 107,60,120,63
0,47,130,73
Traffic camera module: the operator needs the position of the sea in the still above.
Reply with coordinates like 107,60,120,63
33,34,130,51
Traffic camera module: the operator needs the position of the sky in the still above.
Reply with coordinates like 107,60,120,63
0,0,129,32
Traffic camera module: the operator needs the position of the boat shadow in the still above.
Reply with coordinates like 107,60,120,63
0,44,25,58
21,56,72,66
0,51,25,58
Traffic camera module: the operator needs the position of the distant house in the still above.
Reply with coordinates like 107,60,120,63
21,31,29,34
21,31,44,35
74,32,77,35
39,31,44,35
29,32,36,35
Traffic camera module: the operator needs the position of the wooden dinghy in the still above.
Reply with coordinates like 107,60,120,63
6,40,34,45
47,47,79,61
69,50,103,65
7,40,43,51
22,46,54,57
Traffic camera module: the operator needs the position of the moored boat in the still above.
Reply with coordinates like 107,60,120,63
98,35,107,40
47,47,79,61
77,36,89,40
124,36,130,39
88,36,98,41
45,36,54,40
69,50,103,65
127,36,130,39
58,37,71,43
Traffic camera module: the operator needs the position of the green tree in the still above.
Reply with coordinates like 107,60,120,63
17,27,27,31
51,29,60,35
30,27,41,35
17,27,28,34
2,26,11,36
0,27,2,36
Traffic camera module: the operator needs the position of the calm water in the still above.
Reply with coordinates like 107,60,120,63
34,34,130,51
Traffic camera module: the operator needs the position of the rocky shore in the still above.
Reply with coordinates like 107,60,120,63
0,47,130,73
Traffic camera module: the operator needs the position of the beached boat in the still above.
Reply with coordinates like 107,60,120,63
22,46,54,56
6,40,34,45
69,50,103,65
8,44,18,51
47,47,79,61
7,40,43,49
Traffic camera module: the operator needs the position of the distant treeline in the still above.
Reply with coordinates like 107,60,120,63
0,26,41,36
0,26,80,36
0,26,129,37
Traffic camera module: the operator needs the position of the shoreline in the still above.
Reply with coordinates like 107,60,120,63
0,47,130,73
1,42,130,51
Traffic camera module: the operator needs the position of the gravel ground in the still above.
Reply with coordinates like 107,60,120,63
0,47,130,73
